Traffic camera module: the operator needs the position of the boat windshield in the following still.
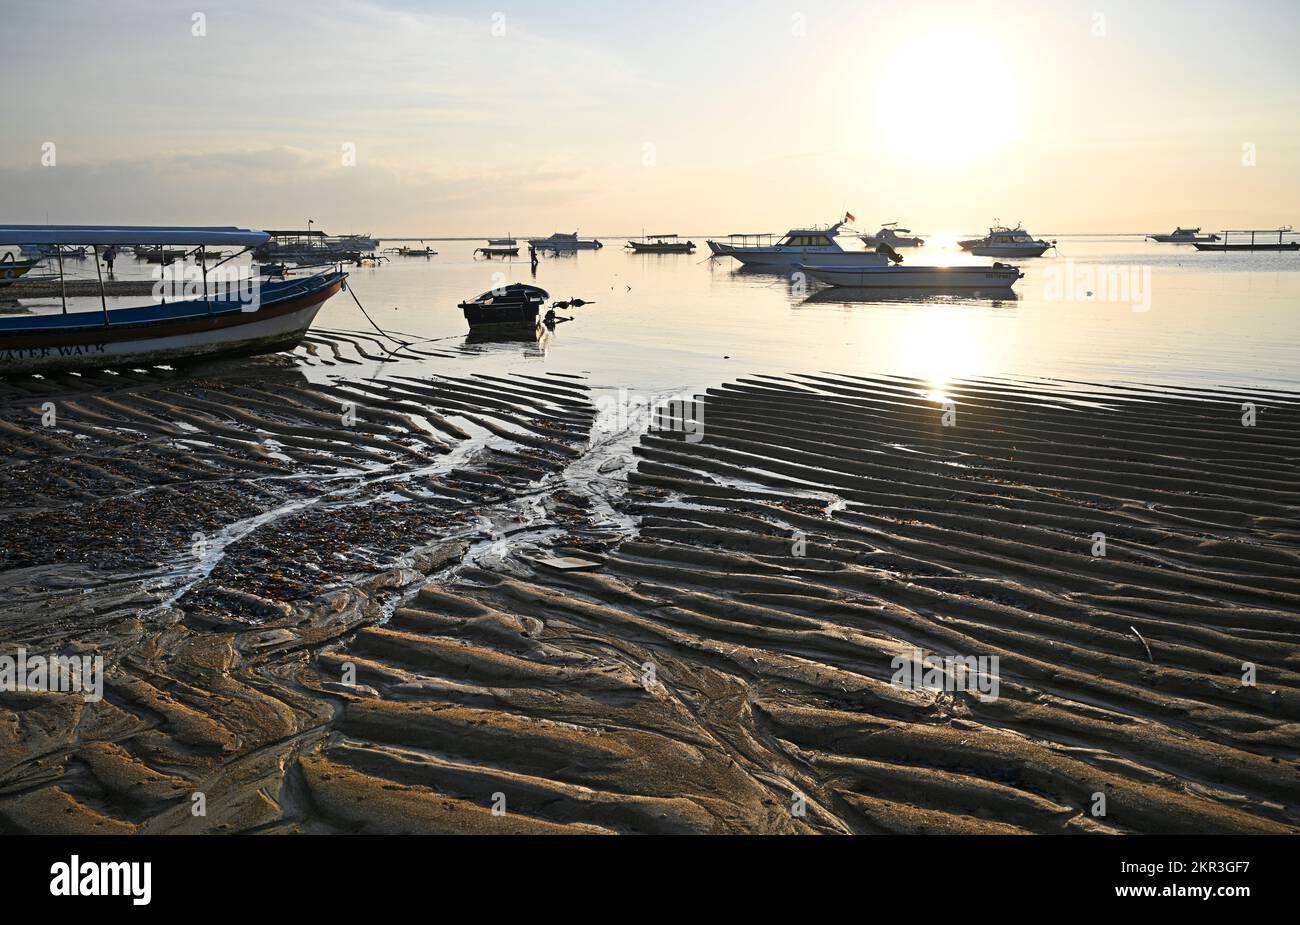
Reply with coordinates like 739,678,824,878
778,234,835,247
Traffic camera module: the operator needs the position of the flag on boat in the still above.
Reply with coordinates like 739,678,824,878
844,211,856,223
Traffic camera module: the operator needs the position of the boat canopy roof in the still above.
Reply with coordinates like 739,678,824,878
0,225,271,246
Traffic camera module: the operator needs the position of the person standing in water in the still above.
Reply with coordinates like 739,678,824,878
103,246,117,278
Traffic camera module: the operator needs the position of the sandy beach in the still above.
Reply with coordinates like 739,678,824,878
1,357,1294,834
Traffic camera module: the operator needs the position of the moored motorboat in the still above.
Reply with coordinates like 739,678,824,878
528,232,602,250
458,283,549,330
706,220,877,269
626,234,695,253
0,225,345,375
859,223,925,247
1147,226,1219,243
959,224,1054,257
799,261,1023,289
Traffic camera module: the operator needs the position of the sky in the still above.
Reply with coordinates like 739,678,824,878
2,0,1297,236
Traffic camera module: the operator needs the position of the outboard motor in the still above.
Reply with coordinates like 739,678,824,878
876,242,904,264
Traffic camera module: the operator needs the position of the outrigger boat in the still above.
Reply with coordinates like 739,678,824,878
1147,226,1219,243
859,223,925,247
0,254,42,288
528,232,603,250
0,225,346,376
959,224,1054,257
626,234,695,253
1192,227,1298,252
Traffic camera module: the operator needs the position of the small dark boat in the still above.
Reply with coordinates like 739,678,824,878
476,245,519,258
627,234,695,253
458,283,548,330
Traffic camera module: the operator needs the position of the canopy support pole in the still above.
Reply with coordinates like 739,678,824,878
57,247,67,315
93,247,109,327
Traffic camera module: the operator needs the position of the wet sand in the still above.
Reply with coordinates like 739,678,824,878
0,356,1296,833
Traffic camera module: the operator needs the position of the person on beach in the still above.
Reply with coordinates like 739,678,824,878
529,245,538,273
103,246,116,277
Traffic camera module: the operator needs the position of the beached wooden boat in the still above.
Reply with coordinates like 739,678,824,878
1192,227,1297,251
0,225,345,375
458,283,548,330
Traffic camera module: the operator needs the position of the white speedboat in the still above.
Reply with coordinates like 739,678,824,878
859,223,925,247
706,221,883,268
799,262,1023,289
528,231,602,250
1147,227,1219,243
958,224,1053,257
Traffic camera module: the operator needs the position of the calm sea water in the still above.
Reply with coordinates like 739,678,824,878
17,234,1300,398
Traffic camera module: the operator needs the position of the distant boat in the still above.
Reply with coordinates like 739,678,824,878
18,243,86,259
859,223,925,247
799,262,1023,289
1192,226,1298,252
487,237,517,246
0,225,345,375
1147,226,1219,243
458,283,549,330
476,245,519,258
626,234,695,253
135,245,188,263
959,224,1054,257
0,255,41,288
528,232,603,250
391,245,436,257
337,233,379,249
706,221,876,268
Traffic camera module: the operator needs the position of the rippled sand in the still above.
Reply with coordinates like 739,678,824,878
0,361,1296,833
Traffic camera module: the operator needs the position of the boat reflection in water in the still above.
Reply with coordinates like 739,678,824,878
460,323,553,357
800,286,1020,306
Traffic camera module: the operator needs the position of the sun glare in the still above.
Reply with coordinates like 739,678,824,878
873,31,1019,166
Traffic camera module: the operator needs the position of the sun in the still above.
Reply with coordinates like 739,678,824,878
872,30,1020,167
